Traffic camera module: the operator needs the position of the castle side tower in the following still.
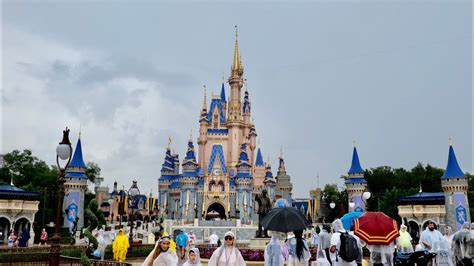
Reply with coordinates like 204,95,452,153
64,136,88,230
441,143,470,230
227,26,245,167
180,136,199,222
345,146,368,212
198,89,209,173
159,144,176,219
235,144,253,222
253,148,266,187
275,154,293,205
263,162,277,201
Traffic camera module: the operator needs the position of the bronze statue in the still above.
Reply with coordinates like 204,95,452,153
255,189,272,238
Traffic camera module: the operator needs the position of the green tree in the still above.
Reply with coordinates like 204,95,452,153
322,184,347,221
0,149,59,227
85,162,101,183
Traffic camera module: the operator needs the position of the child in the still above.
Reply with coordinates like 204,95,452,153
183,248,202,266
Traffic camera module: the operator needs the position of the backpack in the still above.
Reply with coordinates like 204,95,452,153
338,232,359,262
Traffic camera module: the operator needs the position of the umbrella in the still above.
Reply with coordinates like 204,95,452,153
340,211,363,231
261,206,311,233
354,212,399,245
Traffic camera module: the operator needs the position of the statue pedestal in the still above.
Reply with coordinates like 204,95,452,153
248,237,271,249
194,218,198,226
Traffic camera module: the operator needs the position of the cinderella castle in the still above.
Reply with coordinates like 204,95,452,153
158,29,293,223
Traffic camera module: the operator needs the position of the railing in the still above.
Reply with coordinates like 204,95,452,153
198,220,236,227
91,259,132,266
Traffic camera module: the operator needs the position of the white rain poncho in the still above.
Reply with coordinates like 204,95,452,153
143,235,179,266
452,223,471,264
367,243,395,266
432,240,453,266
208,231,246,266
183,248,202,266
265,234,284,266
312,249,330,266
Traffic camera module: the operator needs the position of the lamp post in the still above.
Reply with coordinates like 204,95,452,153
349,201,355,210
128,180,140,244
108,199,115,225
50,127,73,266
362,191,371,211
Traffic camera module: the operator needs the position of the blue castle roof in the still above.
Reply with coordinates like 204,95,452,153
255,148,264,166
348,147,364,174
236,143,252,178
441,145,465,179
208,144,227,174
220,83,226,102
161,148,175,172
208,98,226,124
69,138,86,168
265,165,274,179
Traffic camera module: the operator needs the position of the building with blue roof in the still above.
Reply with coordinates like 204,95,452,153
0,183,39,245
63,135,88,229
440,144,470,230
345,146,368,213
158,29,294,222
397,142,470,232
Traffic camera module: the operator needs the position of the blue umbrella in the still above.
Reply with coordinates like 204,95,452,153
340,211,364,230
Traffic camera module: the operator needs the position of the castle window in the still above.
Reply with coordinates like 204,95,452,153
209,180,216,191
213,114,218,128
218,180,225,191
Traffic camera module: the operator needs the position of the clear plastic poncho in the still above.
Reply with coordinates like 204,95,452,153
312,249,330,266
265,235,284,266
367,242,395,266
396,225,413,253
432,240,453,266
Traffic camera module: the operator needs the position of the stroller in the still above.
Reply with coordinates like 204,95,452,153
395,250,437,265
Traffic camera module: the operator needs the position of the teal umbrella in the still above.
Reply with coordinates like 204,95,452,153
340,211,363,230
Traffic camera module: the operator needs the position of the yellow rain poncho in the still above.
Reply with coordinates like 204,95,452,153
163,231,177,252
113,229,130,262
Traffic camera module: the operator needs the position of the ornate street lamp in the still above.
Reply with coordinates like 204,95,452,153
349,202,355,210
108,199,115,224
329,201,336,209
362,191,371,211
50,127,73,266
128,180,140,244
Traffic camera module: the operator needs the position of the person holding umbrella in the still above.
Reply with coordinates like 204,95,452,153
264,232,285,266
208,231,245,266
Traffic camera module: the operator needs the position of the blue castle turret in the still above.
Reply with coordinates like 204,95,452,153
441,143,470,230
64,134,88,230
179,137,200,221
264,162,276,199
235,143,253,221
345,146,368,212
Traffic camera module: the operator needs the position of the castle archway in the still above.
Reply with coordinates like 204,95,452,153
206,202,226,220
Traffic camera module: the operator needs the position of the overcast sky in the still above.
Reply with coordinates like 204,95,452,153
1,0,472,197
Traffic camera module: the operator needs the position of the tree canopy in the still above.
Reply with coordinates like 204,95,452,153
0,149,102,229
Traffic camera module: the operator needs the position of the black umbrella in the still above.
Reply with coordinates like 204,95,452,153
261,206,311,233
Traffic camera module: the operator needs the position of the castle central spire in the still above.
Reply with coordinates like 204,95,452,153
232,25,242,73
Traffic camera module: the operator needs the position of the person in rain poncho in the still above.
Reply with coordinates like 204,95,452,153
452,223,471,266
319,225,332,264
330,219,356,266
443,226,454,248
208,231,246,266
420,221,444,252
312,227,320,249
143,234,178,266
313,249,331,266
288,230,311,266
113,229,130,262
265,232,285,266
95,230,108,260
396,224,413,253
183,248,202,266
